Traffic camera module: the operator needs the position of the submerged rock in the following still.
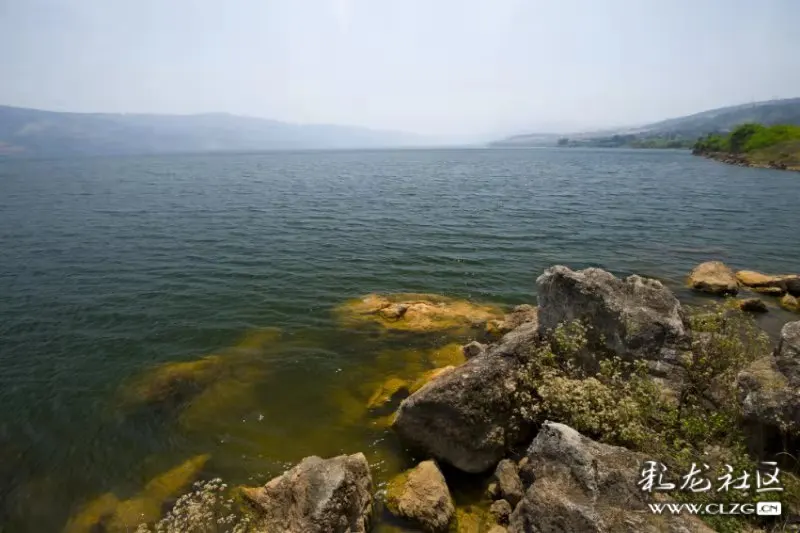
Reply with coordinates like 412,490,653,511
385,460,454,533
335,293,503,333
367,376,409,412
507,422,714,533
62,493,121,533
450,505,491,533
738,321,800,452
63,454,210,533
108,454,210,531
738,297,768,313
242,453,373,533
536,265,690,384
119,328,281,410
408,366,456,394
688,261,739,295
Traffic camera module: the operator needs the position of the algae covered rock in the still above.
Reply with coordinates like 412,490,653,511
385,460,455,533
241,453,373,533
62,493,121,533
781,294,800,313
335,293,503,333
688,261,739,295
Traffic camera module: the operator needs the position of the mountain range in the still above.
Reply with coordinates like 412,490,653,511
0,106,429,157
494,98,800,147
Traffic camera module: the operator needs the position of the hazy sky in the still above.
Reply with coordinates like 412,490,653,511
1,0,798,136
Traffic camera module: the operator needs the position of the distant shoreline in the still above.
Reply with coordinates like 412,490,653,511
694,151,800,172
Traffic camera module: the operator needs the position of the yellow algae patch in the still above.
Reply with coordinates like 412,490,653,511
409,366,456,394
335,293,503,333
450,505,491,533
106,454,210,531
331,387,371,427
231,327,283,352
178,374,264,432
62,492,120,533
428,343,466,367
367,376,410,411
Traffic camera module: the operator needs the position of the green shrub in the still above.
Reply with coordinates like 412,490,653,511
512,305,796,532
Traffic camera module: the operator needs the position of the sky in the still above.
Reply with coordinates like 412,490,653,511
0,0,799,137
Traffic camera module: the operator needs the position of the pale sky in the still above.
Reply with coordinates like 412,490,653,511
1,0,798,136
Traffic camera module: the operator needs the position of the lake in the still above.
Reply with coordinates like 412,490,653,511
1,147,799,531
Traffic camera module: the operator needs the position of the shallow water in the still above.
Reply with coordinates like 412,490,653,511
1,147,799,531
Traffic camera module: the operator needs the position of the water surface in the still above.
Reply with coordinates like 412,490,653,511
1,147,799,531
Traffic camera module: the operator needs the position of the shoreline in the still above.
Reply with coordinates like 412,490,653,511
693,150,800,172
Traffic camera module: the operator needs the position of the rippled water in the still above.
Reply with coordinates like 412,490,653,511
1,147,799,531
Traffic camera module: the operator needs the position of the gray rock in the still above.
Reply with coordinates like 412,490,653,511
462,341,487,360
738,321,800,452
385,460,454,533
536,265,690,384
241,453,373,533
489,459,524,507
508,422,715,533
392,347,527,473
488,499,513,526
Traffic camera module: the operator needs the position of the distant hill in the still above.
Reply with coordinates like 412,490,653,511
492,98,800,148
0,106,427,157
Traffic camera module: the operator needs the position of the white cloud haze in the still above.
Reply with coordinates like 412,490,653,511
0,0,798,137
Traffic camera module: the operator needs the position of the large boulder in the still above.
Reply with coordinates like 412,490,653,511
508,422,714,533
688,261,739,295
385,460,454,532
738,321,800,452
536,266,691,383
392,324,539,473
241,453,373,533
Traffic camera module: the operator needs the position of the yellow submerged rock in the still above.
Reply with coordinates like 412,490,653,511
428,343,466,368
409,366,456,394
367,376,410,411
62,454,210,533
335,293,503,333
119,328,281,409
450,504,491,533
62,492,120,533
106,454,211,531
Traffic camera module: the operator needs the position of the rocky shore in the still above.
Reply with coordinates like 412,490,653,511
231,265,799,533
693,150,800,172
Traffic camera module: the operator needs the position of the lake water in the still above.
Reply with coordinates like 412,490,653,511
1,147,799,531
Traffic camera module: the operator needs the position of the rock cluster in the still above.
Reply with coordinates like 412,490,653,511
128,265,800,533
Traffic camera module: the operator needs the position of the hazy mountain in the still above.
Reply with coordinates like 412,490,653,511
0,106,430,157
493,98,800,147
